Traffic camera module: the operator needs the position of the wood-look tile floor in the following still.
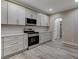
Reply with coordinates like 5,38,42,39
6,41,77,59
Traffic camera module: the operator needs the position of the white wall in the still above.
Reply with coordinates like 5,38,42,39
62,9,78,44
1,25,49,35
50,8,78,44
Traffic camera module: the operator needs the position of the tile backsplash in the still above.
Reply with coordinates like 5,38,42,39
1,25,49,35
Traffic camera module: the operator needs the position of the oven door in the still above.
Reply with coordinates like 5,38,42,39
28,36,39,46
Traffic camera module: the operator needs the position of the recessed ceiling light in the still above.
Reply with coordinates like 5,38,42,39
75,0,78,2
49,8,53,11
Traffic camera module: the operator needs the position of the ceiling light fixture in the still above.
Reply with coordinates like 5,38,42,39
75,0,78,2
49,8,53,11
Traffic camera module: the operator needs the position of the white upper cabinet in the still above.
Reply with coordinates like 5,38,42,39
3,1,49,26
17,6,26,25
37,13,41,26
37,13,49,26
41,14,49,26
1,0,7,24
43,15,49,26
31,11,37,19
40,14,45,26
25,9,31,18
8,2,26,25
25,9,37,19
8,2,18,24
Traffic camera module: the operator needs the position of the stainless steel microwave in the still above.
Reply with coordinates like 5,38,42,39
25,18,37,26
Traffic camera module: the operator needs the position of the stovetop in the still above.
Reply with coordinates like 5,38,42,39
24,31,39,34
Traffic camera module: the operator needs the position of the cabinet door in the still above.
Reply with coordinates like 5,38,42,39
1,0,7,24
40,14,45,26
40,14,49,26
46,16,49,26
1,37,4,57
25,9,31,18
37,13,41,26
39,32,51,43
8,2,18,24
31,11,37,19
3,35,24,56
4,44,19,56
3,36,18,56
17,35,24,50
17,6,25,25
23,34,28,49
43,15,49,26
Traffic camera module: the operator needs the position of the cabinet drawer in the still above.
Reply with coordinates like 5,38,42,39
4,44,19,56
17,35,24,39
4,36,17,41
4,40,18,48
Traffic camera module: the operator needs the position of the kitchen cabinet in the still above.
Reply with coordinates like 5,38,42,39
1,37,4,58
1,0,7,24
37,13,41,26
16,35,24,50
37,13,49,26
25,9,37,19
39,32,51,43
31,11,37,19
2,1,49,26
43,15,49,26
23,34,28,49
2,34,26,57
8,2,18,24
40,14,45,26
17,6,26,25
25,9,32,18
41,14,49,26
8,2,26,25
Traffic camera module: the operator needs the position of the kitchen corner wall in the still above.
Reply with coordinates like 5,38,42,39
1,25,49,35
50,8,78,44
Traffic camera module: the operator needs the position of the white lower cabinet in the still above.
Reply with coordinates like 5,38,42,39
23,34,28,49
2,34,28,57
1,37,4,58
39,32,51,43
4,44,19,56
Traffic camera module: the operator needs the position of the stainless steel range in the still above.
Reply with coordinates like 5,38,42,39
24,29,39,49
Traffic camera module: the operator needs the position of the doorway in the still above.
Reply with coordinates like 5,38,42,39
53,18,63,41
